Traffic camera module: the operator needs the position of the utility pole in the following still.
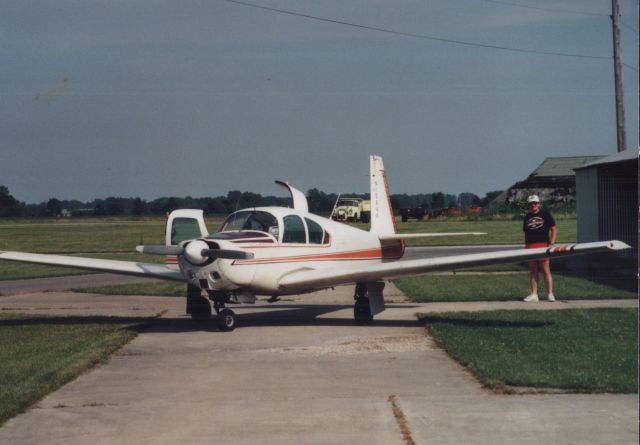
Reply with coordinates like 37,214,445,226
611,0,626,152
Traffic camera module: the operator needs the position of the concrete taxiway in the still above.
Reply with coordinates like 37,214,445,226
0,283,637,444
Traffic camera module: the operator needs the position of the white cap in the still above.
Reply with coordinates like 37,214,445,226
527,195,540,203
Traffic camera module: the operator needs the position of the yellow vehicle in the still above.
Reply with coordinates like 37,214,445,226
331,197,371,223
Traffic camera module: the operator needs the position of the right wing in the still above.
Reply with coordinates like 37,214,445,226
278,241,630,292
379,232,486,240
0,251,186,282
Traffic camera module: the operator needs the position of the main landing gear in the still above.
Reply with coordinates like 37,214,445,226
185,285,236,331
353,282,386,325
353,283,373,324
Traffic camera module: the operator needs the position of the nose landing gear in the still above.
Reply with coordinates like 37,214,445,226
185,285,237,331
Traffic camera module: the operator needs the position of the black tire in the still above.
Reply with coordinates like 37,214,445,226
217,308,236,331
354,297,373,325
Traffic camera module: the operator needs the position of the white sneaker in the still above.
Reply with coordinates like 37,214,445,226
547,293,556,302
523,293,539,302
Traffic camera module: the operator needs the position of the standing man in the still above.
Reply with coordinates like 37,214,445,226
523,195,557,302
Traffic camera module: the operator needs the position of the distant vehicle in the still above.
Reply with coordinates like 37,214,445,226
399,207,426,222
331,197,371,223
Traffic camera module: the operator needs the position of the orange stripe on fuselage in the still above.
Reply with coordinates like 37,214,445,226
234,245,403,265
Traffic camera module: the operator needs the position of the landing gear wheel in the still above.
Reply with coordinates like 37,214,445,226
217,308,236,332
354,297,373,325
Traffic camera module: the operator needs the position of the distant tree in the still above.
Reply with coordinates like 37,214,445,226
431,192,446,209
480,190,503,207
307,188,335,213
46,198,63,217
104,197,125,215
132,197,146,215
458,192,479,208
0,186,22,217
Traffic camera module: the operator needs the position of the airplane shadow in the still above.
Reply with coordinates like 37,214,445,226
0,305,424,333
146,304,424,333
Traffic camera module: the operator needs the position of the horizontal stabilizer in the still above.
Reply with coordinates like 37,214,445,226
379,232,486,240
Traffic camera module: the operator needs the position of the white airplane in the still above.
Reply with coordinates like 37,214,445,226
0,156,630,331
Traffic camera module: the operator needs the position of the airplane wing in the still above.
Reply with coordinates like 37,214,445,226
0,251,186,282
379,232,486,240
278,241,630,291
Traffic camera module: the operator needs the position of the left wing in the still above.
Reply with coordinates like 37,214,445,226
278,241,629,291
0,251,186,282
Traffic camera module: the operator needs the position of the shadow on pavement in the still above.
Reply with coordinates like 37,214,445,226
146,304,423,333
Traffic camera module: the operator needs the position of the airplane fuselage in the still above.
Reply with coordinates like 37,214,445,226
176,207,403,297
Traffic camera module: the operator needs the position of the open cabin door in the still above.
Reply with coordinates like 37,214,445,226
165,209,209,246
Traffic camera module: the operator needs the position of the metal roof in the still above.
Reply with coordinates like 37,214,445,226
528,156,605,178
574,148,638,170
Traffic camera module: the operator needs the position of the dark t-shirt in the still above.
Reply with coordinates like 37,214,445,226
523,210,556,244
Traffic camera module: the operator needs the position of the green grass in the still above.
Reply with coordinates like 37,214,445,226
72,281,186,297
395,218,576,246
420,309,638,392
0,313,146,425
0,217,224,280
1,216,575,280
395,273,637,302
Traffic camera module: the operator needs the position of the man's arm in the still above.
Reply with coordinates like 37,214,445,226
549,225,558,244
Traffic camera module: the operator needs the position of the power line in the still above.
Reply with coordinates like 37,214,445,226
619,20,638,35
226,0,611,61
483,0,606,17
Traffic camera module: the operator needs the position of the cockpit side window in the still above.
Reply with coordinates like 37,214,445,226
305,218,324,244
171,218,204,245
282,215,307,243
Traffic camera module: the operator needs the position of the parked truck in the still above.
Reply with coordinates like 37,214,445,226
399,206,426,222
331,197,371,223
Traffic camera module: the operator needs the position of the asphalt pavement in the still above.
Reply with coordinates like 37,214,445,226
0,278,637,444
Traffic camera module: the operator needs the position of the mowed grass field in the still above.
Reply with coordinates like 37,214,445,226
0,313,146,425
420,308,638,393
0,215,576,280
0,217,225,280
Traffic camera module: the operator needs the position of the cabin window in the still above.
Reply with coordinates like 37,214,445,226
282,215,306,243
305,218,324,244
220,211,279,237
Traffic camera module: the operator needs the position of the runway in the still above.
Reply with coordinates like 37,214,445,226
0,282,637,444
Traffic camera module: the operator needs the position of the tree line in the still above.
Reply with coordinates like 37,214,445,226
0,185,502,218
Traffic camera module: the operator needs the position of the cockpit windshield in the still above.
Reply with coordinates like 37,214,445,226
219,211,279,237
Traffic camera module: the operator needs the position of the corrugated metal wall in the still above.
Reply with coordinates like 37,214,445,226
597,161,638,259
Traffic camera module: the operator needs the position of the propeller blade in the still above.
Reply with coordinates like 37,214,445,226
136,245,184,255
201,249,254,260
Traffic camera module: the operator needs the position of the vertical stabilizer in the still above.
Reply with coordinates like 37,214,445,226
369,155,397,236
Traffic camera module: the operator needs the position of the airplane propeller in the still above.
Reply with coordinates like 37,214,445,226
136,241,254,263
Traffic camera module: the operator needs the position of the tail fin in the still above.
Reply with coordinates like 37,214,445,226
369,155,397,236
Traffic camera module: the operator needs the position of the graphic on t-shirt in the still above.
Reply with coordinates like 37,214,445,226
526,216,545,231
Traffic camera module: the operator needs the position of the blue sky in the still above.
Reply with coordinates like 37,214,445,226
1,0,637,202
